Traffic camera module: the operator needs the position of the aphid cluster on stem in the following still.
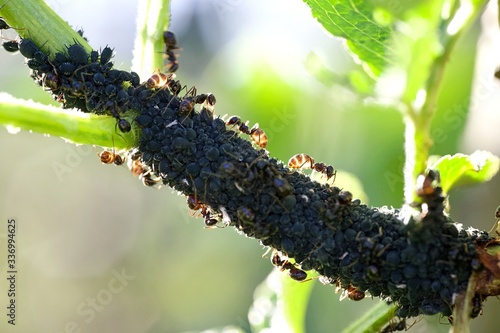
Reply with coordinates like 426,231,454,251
9,30,494,322
1,29,141,133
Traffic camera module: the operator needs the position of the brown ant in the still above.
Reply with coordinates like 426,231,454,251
225,115,268,148
126,150,144,177
196,93,217,114
140,171,161,187
99,150,124,165
271,251,307,281
97,140,124,166
144,70,183,97
129,159,144,177
345,284,365,301
178,86,217,116
338,283,365,301
145,71,174,89
288,153,336,181
416,170,440,197
186,194,218,227
163,30,180,73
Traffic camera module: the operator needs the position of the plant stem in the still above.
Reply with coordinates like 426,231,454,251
0,0,140,148
403,0,488,204
131,0,171,79
0,93,138,148
0,0,91,55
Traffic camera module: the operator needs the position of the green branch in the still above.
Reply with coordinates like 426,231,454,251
0,0,169,148
0,0,91,55
131,0,172,79
403,0,489,204
0,93,138,148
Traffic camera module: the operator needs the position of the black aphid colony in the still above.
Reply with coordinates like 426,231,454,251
6,33,493,319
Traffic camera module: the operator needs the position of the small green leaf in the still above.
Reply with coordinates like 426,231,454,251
303,0,393,76
430,151,500,194
342,301,397,333
281,271,316,333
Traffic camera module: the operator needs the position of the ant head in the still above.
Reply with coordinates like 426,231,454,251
163,31,177,46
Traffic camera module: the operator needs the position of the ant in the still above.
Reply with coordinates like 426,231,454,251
125,149,145,177
97,137,125,166
186,194,218,227
416,170,440,197
163,30,180,73
288,153,336,181
271,251,307,281
196,93,217,115
144,70,184,100
98,150,124,165
225,115,268,148
105,103,132,134
145,71,175,89
344,284,365,301
140,170,161,187
97,135,125,166
178,86,217,116
128,159,144,177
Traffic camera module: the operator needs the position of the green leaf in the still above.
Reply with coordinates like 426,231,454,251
281,271,316,333
342,301,397,333
430,151,500,194
303,0,393,76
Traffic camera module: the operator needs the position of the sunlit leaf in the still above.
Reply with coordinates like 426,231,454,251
281,271,316,333
303,0,394,76
430,151,500,194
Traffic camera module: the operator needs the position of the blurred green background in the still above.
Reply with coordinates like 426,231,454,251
1,0,500,332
